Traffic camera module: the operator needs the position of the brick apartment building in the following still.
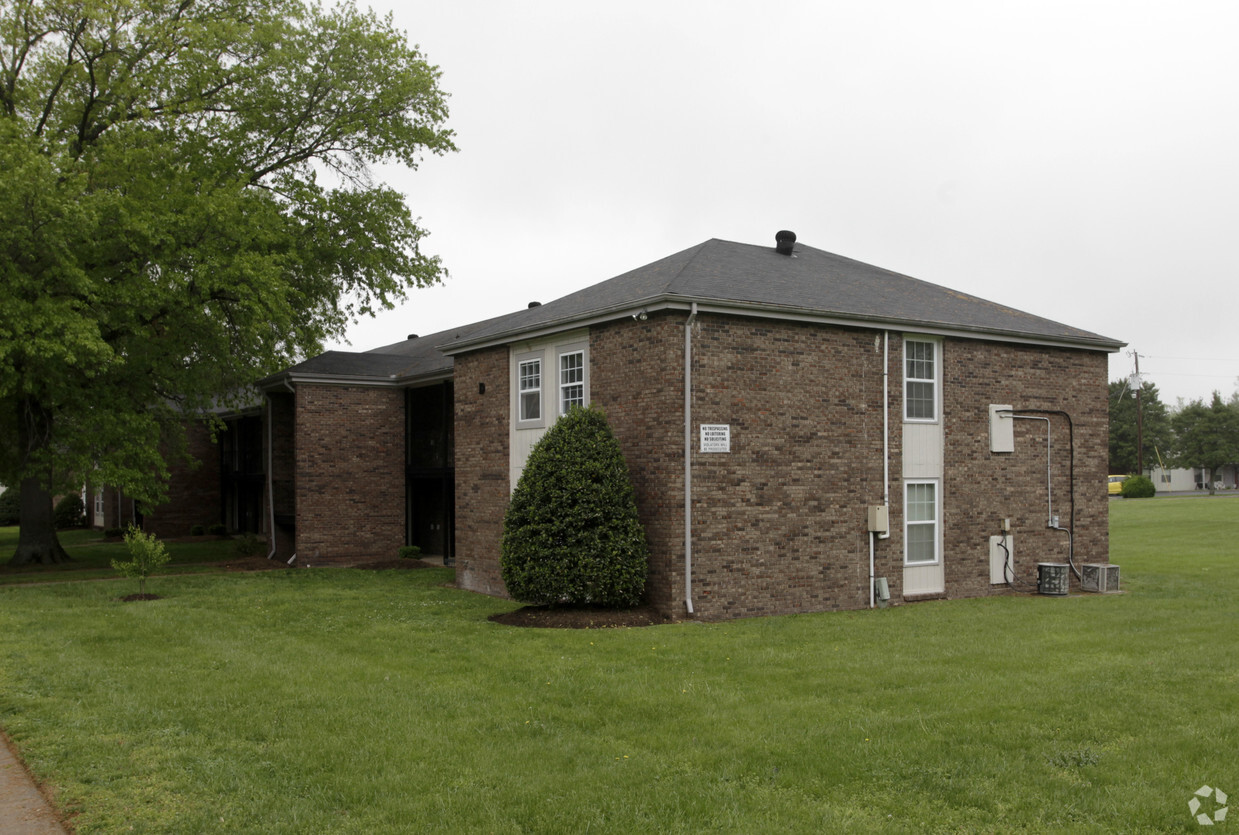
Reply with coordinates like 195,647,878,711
146,232,1124,620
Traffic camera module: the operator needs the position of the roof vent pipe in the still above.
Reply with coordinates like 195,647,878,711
775,230,796,255
406,334,418,340
528,301,541,308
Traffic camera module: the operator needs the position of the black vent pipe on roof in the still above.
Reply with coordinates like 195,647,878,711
775,230,796,255
406,334,418,340
528,301,542,308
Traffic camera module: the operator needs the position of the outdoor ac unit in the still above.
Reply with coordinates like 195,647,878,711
1037,563,1069,596
1081,563,1120,593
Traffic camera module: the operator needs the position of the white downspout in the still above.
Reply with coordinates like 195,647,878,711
871,331,891,609
684,302,698,616
882,331,891,527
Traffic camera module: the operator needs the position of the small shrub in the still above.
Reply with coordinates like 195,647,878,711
206,523,227,536
501,405,648,608
233,532,266,557
189,524,206,536
53,494,86,529
0,489,20,526
112,526,171,597
398,545,422,560
103,527,124,539
1121,475,1157,498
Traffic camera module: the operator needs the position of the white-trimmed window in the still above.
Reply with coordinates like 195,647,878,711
559,350,584,414
904,480,939,565
517,357,542,423
904,338,938,421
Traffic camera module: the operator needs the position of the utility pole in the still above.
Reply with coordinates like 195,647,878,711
1131,351,1144,476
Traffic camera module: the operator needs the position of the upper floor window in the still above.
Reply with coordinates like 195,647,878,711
559,350,584,414
518,358,541,422
904,338,938,421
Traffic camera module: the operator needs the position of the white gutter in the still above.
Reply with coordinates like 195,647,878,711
441,297,1125,357
684,302,698,616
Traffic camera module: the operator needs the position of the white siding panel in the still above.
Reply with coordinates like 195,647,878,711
508,329,589,491
902,422,943,479
903,562,943,595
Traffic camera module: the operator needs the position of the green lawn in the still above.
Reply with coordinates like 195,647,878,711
1,498,1236,833
0,527,251,586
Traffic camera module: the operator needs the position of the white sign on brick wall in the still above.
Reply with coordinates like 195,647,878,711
700,424,731,453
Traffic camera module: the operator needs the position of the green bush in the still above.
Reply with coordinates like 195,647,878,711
233,532,266,557
207,523,227,536
398,545,422,560
103,527,124,539
190,524,206,536
112,526,171,596
53,494,86,529
501,405,648,608
0,489,20,526
1121,475,1157,498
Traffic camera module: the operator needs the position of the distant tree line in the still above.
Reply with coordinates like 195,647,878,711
1109,381,1239,490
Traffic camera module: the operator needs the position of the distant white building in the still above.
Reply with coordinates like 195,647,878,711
1147,464,1238,492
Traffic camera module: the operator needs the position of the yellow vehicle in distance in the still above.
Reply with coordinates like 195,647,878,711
1108,474,1130,495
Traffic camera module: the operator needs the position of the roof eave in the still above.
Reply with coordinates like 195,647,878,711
439,295,1126,355
256,368,453,390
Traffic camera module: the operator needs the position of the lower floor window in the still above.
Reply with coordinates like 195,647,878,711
904,480,938,564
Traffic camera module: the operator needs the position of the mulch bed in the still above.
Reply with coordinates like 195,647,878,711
489,605,676,629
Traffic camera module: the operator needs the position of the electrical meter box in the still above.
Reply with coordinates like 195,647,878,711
989,404,1014,453
867,505,889,534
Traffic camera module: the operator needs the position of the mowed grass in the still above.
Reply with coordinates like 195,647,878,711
0,527,246,586
0,498,1236,833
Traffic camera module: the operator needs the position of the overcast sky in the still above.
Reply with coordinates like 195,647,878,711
326,0,1239,407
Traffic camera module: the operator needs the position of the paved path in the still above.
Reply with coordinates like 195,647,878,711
0,733,67,834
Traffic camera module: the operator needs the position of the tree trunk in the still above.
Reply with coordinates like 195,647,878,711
9,476,72,565
8,397,72,566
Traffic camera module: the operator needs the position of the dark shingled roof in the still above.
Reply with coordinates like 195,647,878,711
442,238,1122,352
257,310,527,388
263,236,1121,387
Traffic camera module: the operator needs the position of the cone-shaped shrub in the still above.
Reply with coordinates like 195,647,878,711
501,405,648,607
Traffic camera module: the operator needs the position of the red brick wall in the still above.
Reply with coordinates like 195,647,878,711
144,421,221,538
453,348,510,595
451,314,1111,620
590,314,688,614
676,314,895,619
293,385,405,563
941,340,1110,597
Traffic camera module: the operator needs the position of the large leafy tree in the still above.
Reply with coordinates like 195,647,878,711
1108,379,1172,474
0,0,455,563
1171,393,1239,492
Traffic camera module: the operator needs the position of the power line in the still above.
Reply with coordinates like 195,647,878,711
1143,354,1239,363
